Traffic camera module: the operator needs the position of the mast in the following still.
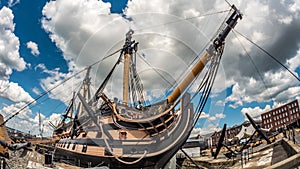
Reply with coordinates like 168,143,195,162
82,66,91,99
79,66,91,114
167,5,242,104
123,30,135,105
123,54,131,105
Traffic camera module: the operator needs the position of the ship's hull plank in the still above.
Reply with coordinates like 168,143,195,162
54,94,194,168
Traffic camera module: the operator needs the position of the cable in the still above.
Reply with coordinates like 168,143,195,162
233,29,300,82
232,31,272,99
136,52,174,87
133,10,230,32
224,0,232,7
0,48,123,126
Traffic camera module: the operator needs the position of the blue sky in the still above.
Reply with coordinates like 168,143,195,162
0,0,300,136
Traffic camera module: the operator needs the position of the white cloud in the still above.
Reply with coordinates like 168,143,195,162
40,0,233,104
0,80,34,103
208,116,217,122
226,66,300,108
0,7,26,79
196,124,221,135
199,112,210,119
39,0,300,137
216,100,225,106
220,0,300,108
288,48,300,71
0,7,33,104
0,102,61,137
278,15,293,24
26,41,40,56
1,102,32,121
32,87,40,95
0,7,36,136
241,104,272,121
289,1,300,13
215,113,226,119
34,63,46,71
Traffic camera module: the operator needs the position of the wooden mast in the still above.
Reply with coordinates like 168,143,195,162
167,5,242,104
123,53,131,105
79,66,91,114
123,30,135,105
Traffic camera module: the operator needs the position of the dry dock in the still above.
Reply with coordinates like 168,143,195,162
182,136,300,169
2,131,300,169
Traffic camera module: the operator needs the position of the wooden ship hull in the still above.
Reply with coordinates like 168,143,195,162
51,6,242,169
54,94,193,168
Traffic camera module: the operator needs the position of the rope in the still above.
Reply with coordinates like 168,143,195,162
233,29,300,82
98,115,148,165
0,48,123,126
232,31,273,99
136,52,174,87
133,10,230,32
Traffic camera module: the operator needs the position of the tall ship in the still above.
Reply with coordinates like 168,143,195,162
52,5,242,169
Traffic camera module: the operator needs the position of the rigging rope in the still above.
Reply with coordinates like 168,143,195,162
192,47,224,129
133,10,230,32
98,114,148,165
0,48,123,126
232,31,272,99
136,52,174,87
233,29,300,82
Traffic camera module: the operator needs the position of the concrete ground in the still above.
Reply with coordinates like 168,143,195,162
181,132,300,169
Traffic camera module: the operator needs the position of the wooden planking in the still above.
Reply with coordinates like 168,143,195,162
86,146,105,156
113,148,123,156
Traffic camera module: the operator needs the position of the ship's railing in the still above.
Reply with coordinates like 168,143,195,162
115,100,168,120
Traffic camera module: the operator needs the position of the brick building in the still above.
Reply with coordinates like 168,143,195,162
210,121,254,147
261,100,300,131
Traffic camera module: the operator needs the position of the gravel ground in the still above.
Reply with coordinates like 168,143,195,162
1,148,79,169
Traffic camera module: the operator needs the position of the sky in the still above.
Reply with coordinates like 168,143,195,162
0,0,300,137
